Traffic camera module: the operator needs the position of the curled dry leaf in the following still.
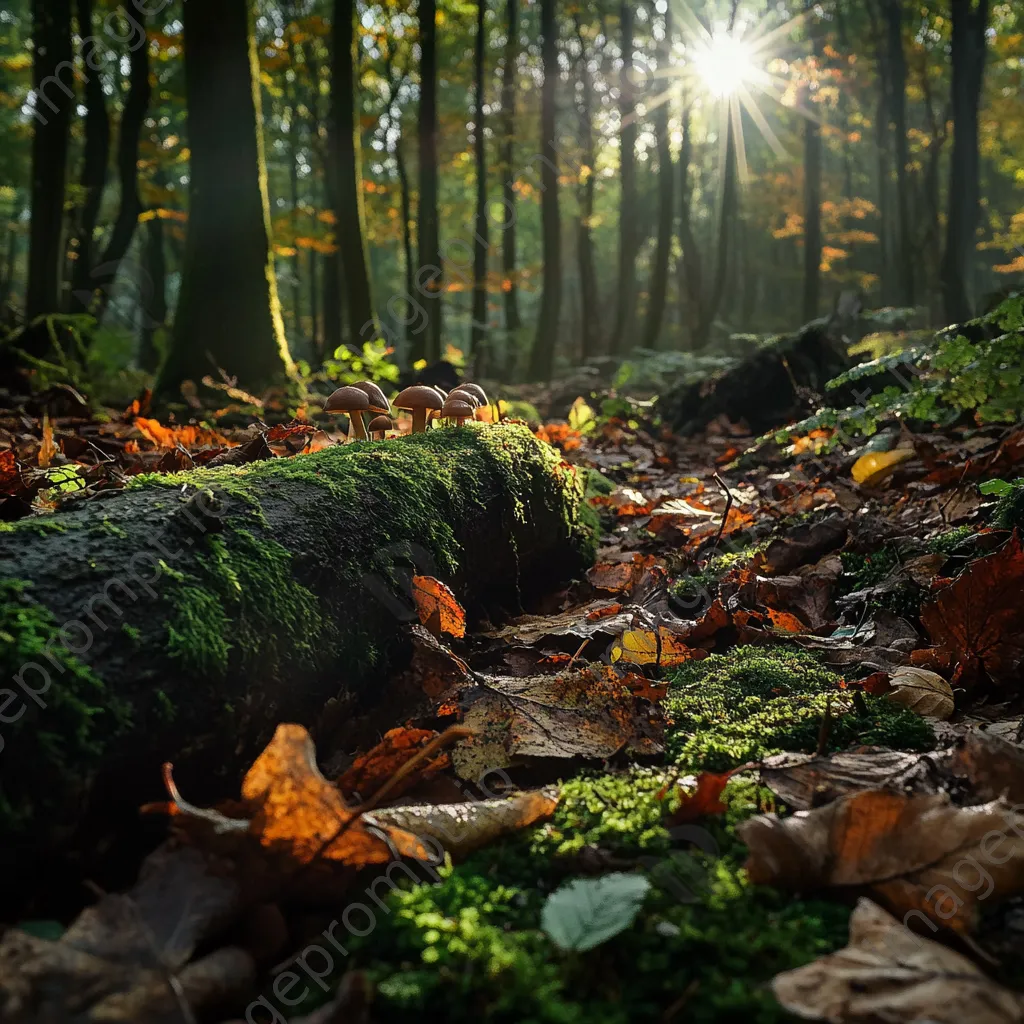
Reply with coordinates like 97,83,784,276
759,747,947,811
666,768,747,825
886,666,955,720
587,554,663,595
367,788,559,859
335,727,448,803
773,898,1024,1024
240,724,432,866
740,789,1024,932
952,729,1024,804
916,532,1024,687
411,575,466,638
609,626,704,667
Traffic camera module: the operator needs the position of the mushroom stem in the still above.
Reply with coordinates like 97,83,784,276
349,414,368,441
412,408,428,433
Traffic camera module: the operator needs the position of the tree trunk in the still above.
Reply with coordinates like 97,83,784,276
640,7,674,351
395,131,416,351
0,426,595,891
575,17,600,361
500,0,521,339
677,101,703,346
883,0,914,306
288,64,302,343
138,213,166,373
696,115,737,347
26,0,74,324
86,10,151,325
802,7,823,323
157,0,293,397
470,0,489,364
609,0,637,355
527,0,561,380
941,0,989,325
416,0,442,364
331,0,378,347
0,227,17,311
68,0,110,316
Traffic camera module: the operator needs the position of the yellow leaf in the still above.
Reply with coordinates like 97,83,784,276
851,448,914,487
610,627,699,667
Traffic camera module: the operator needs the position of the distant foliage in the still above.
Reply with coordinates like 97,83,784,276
766,294,1024,449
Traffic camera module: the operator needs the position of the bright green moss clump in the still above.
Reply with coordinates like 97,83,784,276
665,646,934,771
994,478,1024,532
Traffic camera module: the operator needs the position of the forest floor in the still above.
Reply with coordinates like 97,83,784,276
3,381,1024,1023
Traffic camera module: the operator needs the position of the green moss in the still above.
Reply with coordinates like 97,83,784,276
0,516,74,538
0,580,131,831
319,776,848,1024
664,647,934,771
926,525,977,554
670,546,762,609
993,478,1024,531
582,467,616,499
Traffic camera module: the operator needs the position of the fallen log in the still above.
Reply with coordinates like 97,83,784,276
0,424,597,889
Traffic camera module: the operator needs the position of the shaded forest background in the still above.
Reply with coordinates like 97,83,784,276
0,0,1021,398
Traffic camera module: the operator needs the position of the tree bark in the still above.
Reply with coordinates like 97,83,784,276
0,426,595,887
500,0,522,339
395,131,416,350
574,17,600,361
883,0,914,306
640,6,674,351
527,0,561,380
68,0,110,317
87,10,151,326
416,0,442,364
609,0,637,355
677,100,703,346
288,57,303,343
332,0,378,347
138,212,166,373
157,0,294,397
802,7,823,323
470,0,489,364
26,0,74,324
941,0,989,325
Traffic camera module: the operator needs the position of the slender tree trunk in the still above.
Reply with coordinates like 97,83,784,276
91,10,151,323
696,117,737,347
677,101,703,346
26,0,74,323
0,228,17,310
470,0,489,363
500,0,521,338
575,16,600,360
609,0,637,354
417,0,442,363
884,0,914,306
527,0,561,380
640,7,674,350
941,0,989,324
69,0,110,315
332,0,378,346
157,0,294,396
288,60,302,342
393,131,416,350
310,250,323,360
802,6,823,322
138,212,166,373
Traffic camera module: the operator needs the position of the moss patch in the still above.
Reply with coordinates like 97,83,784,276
0,580,131,831
664,647,934,771
993,478,1024,532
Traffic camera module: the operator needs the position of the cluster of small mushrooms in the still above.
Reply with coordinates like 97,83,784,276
323,380,489,440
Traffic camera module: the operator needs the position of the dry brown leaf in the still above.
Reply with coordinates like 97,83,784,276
885,666,954,720
760,748,946,811
241,724,431,866
411,575,466,638
917,532,1024,688
773,898,1024,1024
367,788,559,858
335,727,447,803
740,789,1024,932
952,729,1024,803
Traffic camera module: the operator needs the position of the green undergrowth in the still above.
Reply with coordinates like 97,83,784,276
992,478,1024,532
0,580,131,830
664,647,934,771
291,646,939,1021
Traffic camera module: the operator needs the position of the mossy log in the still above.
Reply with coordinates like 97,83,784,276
0,424,596,881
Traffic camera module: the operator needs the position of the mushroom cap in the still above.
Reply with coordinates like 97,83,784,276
352,380,390,414
325,386,370,413
441,399,475,419
394,385,444,411
451,383,488,407
368,414,393,432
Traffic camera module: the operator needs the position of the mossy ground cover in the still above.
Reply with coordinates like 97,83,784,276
301,647,933,1022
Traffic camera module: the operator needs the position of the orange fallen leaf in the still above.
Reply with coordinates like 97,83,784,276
586,602,624,622
667,768,743,824
412,575,467,639
610,626,703,667
766,608,808,633
134,416,234,450
587,554,660,595
335,727,447,803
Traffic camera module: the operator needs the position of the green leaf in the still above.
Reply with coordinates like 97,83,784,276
541,873,651,952
980,479,1014,497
